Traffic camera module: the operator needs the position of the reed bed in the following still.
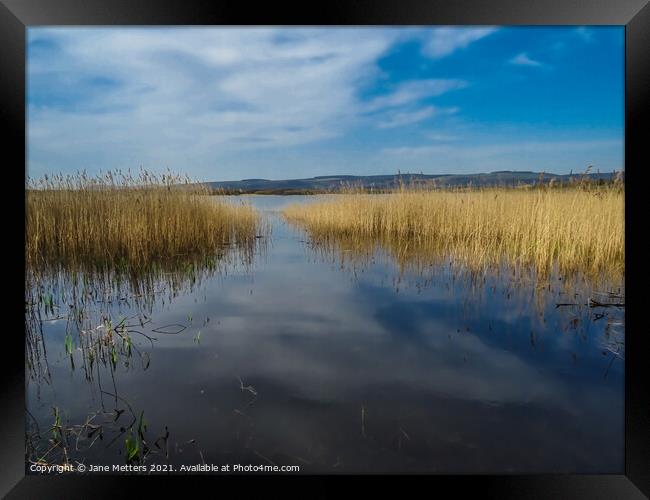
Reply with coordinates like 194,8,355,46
26,169,263,274
283,184,624,282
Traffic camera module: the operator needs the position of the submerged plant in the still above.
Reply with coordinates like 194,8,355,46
64,332,74,355
124,410,148,464
51,407,62,443
124,431,139,464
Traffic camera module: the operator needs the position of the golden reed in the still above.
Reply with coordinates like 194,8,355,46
284,183,624,281
26,169,262,273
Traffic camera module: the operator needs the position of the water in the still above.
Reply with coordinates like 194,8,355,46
26,195,624,474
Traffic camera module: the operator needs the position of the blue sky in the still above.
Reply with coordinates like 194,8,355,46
27,27,624,181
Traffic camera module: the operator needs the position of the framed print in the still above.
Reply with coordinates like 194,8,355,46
1,0,648,497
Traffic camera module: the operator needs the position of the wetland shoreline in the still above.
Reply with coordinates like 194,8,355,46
25,184,625,473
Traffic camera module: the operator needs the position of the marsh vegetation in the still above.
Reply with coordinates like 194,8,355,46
25,168,268,377
26,169,264,275
283,182,624,283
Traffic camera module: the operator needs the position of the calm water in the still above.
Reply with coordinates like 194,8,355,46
26,195,624,474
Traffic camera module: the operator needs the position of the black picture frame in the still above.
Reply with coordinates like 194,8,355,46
2,1,648,497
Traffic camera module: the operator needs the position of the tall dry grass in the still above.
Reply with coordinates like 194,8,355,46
283,184,624,281
26,169,263,274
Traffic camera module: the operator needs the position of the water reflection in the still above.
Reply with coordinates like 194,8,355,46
25,229,265,467
26,195,624,473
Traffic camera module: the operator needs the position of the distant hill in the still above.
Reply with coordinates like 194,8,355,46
207,170,621,193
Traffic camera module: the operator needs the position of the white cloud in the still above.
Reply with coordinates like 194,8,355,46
377,105,461,129
426,133,458,142
423,26,498,58
365,78,468,111
575,27,595,43
28,28,405,177
509,52,544,67
378,106,437,129
27,27,619,180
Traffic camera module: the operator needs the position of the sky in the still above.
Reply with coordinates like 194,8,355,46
27,27,624,181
